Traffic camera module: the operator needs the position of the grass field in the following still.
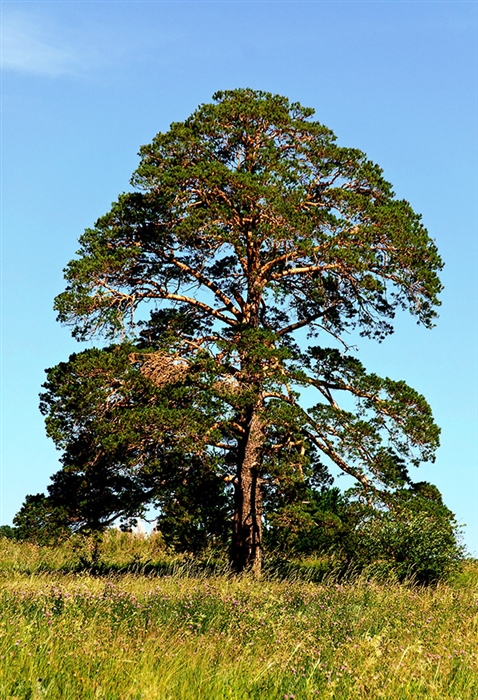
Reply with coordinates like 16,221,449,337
0,535,476,699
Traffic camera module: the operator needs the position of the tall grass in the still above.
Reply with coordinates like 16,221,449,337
0,536,476,699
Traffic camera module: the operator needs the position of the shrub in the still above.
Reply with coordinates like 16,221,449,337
347,483,465,583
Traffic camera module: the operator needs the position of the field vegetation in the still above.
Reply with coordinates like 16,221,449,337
0,533,476,700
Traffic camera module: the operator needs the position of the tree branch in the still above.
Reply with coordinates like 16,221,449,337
163,253,242,318
163,293,237,326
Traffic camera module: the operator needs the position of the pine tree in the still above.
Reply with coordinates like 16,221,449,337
53,89,443,573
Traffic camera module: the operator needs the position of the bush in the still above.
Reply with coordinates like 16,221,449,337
264,481,464,583
0,525,16,540
347,484,465,583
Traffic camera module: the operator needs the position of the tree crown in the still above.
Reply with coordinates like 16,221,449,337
56,88,442,345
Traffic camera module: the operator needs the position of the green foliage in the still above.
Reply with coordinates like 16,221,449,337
153,456,231,554
38,344,232,547
13,493,70,545
0,524,16,540
264,480,464,583
264,483,349,556
347,483,465,583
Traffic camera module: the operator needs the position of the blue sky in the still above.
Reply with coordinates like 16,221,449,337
1,1,477,553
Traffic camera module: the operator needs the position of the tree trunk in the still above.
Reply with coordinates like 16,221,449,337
231,406,264,575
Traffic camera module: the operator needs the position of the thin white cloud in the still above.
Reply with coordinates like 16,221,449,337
1,10,103,78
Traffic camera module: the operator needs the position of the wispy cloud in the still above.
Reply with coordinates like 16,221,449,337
1,10,104,78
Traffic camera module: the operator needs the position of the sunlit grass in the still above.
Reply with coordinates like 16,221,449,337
0,537,476,699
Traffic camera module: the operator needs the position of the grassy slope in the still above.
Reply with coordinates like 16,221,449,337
0,538,476,700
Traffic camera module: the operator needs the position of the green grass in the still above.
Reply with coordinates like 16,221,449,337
0,537,476,699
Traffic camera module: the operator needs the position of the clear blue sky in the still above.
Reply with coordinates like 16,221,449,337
1,1,477,553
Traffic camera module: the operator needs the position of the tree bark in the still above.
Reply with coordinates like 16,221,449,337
231,405,264,575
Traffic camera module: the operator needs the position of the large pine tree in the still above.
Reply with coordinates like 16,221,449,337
52,89,443,574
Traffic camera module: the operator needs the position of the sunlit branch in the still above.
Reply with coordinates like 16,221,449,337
163,293,236,326
270,263,336,281
164,254,242,317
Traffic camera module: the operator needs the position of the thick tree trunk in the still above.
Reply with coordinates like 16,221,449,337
231,406,264,575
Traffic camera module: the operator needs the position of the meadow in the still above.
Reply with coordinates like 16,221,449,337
0,533,476,700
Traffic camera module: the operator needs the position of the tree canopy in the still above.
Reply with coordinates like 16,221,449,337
49,89,443,573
